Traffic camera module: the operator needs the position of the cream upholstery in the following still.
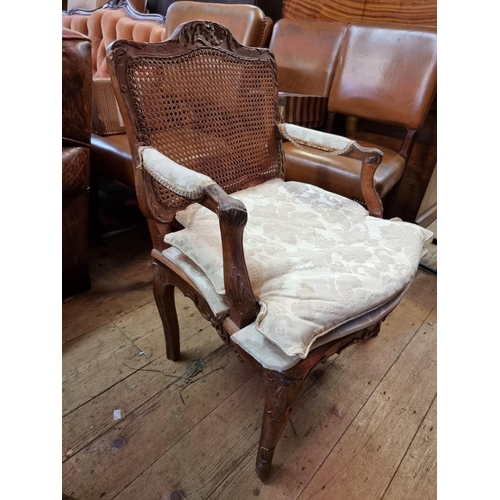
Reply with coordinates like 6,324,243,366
162,238,407,372
163,176,432,358
162,247,230,318
278,123,355,154
232,290,406,371
139,146,216,200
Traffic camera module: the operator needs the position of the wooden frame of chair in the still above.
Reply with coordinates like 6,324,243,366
107,20,398,481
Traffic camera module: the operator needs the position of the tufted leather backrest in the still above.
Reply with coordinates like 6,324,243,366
269,18,347,97
165,1,272,47
62,13,91,34
62,3,166,77
328,23,437,130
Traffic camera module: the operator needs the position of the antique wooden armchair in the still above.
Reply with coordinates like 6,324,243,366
107,21,432,481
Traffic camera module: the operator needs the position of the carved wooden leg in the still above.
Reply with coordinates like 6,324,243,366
256,371,304,481
152,261,180,361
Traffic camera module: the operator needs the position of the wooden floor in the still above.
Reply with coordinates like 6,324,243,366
62,194,437,500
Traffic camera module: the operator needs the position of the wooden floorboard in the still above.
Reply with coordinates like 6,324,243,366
62,204,437,500
383,396,437,500
296,307,437,500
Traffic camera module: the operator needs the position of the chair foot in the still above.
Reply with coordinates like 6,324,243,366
256,446,274,482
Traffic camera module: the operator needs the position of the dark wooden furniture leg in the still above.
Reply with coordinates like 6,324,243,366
257,370,305,481
152,262,180,361
233,324,383,481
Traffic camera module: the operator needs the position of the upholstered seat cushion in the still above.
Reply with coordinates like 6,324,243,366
162,246,404,371
164,178,432,358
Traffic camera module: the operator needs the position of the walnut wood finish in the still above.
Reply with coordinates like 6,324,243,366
232,324,381,480
107,20,394,481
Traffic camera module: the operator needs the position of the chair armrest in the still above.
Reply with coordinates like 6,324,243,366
278,123,385,217
139,146,216,199
139,146,259,328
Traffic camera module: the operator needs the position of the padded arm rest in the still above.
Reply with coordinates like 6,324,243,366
278,123,355,154
139,146,258,327
278,123,385,218
139,146,216,200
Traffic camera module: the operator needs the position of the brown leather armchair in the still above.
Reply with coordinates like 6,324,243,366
282,23,437,219
165,1,273,45
62,28,92,298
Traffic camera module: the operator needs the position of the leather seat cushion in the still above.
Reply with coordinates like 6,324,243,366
283,139,405,201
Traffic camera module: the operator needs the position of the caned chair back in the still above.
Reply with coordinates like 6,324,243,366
107,21,284,215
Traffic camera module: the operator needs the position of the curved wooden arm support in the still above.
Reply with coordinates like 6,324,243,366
129,147,259,327
138,164,259,327
344,143,384,218
202,184,260,328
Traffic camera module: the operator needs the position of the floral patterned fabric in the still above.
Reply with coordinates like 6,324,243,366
165,179,432,358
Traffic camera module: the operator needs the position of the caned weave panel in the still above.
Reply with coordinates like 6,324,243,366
126,47,283,210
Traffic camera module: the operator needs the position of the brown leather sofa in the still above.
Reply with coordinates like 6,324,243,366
62,28,93,298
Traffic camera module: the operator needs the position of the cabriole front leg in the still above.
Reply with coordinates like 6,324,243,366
152,261,180,361
256,371,304,481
